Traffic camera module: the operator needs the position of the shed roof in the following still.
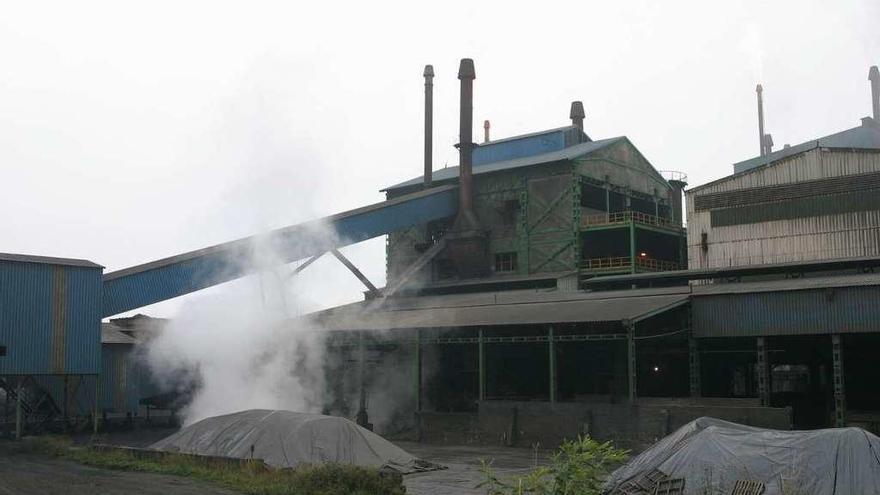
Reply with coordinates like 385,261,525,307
101,323,139,345
0,252,103,269
693,117,880,191
311,288,688,331
382,137,623,192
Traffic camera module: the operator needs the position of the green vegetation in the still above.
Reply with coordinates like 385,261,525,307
478,436,629,495
12,436,405,495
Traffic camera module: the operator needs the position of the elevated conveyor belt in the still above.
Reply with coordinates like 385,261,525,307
101,185,457,317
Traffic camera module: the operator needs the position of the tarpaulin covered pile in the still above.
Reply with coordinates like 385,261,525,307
150,409,441,473
605,417,880,494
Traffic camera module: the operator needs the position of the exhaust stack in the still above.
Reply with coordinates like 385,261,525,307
570,101,585,131
870,65,879,122
756,84,766,156
763,133,774,155
456,58,477,228
483,120,491,143
442,58,489,279
423,65,434,188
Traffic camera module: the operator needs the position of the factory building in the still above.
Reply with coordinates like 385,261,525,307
687,67,880,268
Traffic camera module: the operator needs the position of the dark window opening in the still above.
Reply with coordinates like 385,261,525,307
0,345,5,357
435,259,455,280
494,252,518,272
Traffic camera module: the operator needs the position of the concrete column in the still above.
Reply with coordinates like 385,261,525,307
548,326,556,404
832,334,846,428
627,323,637,403
688,336,701,397
757,337,770,406
15,378,22,440
478,328,486,401
413,329,421,413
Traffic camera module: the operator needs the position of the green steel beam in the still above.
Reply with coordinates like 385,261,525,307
629,222,636,274
627,324,637,403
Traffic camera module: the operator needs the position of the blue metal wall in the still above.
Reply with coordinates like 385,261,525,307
693,285,880,337
473,129,567,166
102,185,458,316
100,344,140,414
0,260,102,375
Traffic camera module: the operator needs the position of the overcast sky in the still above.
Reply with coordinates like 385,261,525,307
2,1,878,318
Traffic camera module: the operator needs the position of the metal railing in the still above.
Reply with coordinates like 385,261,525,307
580,256,680,273
581,210,680,230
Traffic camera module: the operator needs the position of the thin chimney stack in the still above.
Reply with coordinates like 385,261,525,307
483,120,490,143
570,101,585,132
423,65,434,189
870,65,879,122
756,84,766,156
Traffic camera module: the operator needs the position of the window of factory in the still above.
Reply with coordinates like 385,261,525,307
0,345,5,356
494,252,518,272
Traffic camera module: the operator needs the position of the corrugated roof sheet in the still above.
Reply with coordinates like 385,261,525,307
0,252,103,269
728,117,880,176
311,288,688,331
382,137,623,192
101,323,139,345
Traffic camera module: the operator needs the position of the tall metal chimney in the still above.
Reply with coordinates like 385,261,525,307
756,84,766,156
483,120,491,143
457,58,476,227
870,65,880,122
423,65,434,189
570,101,585,132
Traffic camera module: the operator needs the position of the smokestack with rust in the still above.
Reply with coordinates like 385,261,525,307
870,65,879,122
423,65,434,189
456,58,477,229
570,101,585,132
483,120,490,143
756,84,766,156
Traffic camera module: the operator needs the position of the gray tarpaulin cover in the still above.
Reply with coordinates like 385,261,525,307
150,409,440,473
605,417,880,494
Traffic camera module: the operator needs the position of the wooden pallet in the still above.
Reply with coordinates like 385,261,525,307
652,477,685,495
612,468,669,494
730,480,766,495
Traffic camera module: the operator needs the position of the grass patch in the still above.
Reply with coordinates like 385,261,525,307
12,436,405,495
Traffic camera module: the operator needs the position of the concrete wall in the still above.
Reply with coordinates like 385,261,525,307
418,399,791,451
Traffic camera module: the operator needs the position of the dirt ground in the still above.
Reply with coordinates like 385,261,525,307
0,427,547,495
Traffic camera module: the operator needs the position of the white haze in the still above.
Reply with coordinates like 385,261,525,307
145,229,338,426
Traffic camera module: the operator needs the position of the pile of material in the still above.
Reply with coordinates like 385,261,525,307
151,409,441,473
605,417,880,495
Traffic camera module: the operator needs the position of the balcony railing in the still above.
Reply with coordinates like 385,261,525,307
581,210,680,230
580,256,681,273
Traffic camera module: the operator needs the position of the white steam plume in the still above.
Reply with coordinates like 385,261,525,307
145,224,338,426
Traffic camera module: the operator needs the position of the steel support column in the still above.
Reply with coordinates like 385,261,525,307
757,337,770,406
93,376,99,435
15,378,22,440
413,329,421,413
832,334,846,428
688,335,701,397
356,332,369,428
627,323,637,402
629,223,636,274
548,326,556,404
478,328,486,401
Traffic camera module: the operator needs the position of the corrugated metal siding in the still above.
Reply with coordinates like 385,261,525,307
693,285,880,337
100,344,140,413
0,260,101,375
473,129,567,166
686,150,880,269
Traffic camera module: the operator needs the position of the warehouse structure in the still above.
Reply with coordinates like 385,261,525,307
3,60,880,447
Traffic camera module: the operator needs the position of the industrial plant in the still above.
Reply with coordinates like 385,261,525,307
2,59,880,459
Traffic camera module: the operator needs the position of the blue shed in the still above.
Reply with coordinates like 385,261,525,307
99,323,141,415
0,253,103,375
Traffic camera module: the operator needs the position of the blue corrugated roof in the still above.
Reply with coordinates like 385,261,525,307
732,117,880,174
0,252,103,269
382,136,623,192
